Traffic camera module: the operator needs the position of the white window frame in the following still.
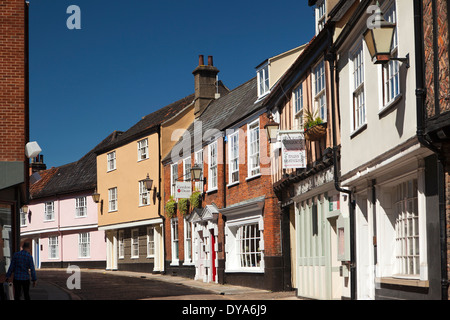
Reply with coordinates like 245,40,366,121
147,226,155,258
137,138,149,161
247,120,260,178
225,215,264,273
118,230,124,259
107,151,116,172
171,163,178,196
228,131,239,185
170,218,179,265
257,63,270,98
194,150,204,192
108,187,118,212
351,41,366,132
315,0,326,35
75,196,87,218
381,1,400,107
184,219,193,264
139,180,150,206
48,236,59,259
293,83,304,130
183,156,191,181
44,201,54,221
208,141,218,191
394,178,419,277
78,232,90,258
313,60,327,123
131,228,139,259
20,207,27,227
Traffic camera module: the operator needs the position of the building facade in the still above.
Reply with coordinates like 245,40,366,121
264,0,356,300
21,136,113,269
334,0,443,299
162,51,307,291
0,0,30,294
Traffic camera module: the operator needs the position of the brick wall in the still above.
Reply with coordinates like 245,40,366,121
225,113,281,257
0,0,27,162
423,0,450,118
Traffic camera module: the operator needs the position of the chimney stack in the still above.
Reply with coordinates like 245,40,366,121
193,55,220,118
30,154,46,175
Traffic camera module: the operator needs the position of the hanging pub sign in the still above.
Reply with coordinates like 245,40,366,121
280,131,306,169
175,181,192,199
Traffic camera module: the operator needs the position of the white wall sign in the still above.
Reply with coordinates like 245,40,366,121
175,181,192,199
281,132,306,169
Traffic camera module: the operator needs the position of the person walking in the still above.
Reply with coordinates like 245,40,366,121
5,242,37,300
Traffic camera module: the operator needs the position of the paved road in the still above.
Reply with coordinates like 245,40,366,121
32,268,298,301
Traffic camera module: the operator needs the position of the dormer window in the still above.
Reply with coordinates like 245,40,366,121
315,0,326,34
257,63,270,98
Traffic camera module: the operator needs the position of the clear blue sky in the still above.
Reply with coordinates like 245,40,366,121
28,0,316,168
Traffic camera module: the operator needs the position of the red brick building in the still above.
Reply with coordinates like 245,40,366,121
162,56,287,291
0,0,30,293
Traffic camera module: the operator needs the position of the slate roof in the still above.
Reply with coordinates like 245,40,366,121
30,131,122,200
163,76,264,163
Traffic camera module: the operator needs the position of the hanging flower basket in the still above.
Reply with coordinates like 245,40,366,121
165,197,177,218
178,198,189,216
304,123,327,141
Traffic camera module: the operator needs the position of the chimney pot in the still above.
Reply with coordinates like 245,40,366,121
199,55,204,66
208,56,213,66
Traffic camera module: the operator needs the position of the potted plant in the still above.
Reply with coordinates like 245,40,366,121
189,191,202,209
178,198,189,216
165,196,177,218
303,109,327,141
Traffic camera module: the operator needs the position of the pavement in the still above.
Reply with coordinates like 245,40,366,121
22,268,299,301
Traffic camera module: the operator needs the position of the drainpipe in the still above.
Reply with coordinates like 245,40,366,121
157,126,166,274
413,0,448,300
326,27,357,300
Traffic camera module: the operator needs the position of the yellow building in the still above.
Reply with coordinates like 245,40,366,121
95,96,195,272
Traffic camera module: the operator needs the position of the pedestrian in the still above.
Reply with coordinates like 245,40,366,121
5,242,37,300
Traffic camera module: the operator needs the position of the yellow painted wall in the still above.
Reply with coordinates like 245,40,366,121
97,133,160,227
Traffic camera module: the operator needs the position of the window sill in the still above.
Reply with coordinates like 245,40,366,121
246,173,261,182
225,268,264,274
137,157,149,163
350,123,367,139
227,181,239,188
206,187,218,194
378,94,403,118
108,210,118,213
376,277,429,288
107,168,116,173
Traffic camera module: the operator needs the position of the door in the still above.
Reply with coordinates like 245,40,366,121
210,229,216,282
197,228,207,281
356,194,375,299
296,197,330,300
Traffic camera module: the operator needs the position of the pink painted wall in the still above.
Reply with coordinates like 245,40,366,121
21,191,106,266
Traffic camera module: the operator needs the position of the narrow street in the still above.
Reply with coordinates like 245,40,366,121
32,269,298,301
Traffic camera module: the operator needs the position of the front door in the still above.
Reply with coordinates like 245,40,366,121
210,229,216,282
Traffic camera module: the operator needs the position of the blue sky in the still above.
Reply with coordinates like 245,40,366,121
28,0,316,168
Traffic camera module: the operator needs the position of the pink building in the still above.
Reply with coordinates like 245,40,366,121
20,134,118,269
